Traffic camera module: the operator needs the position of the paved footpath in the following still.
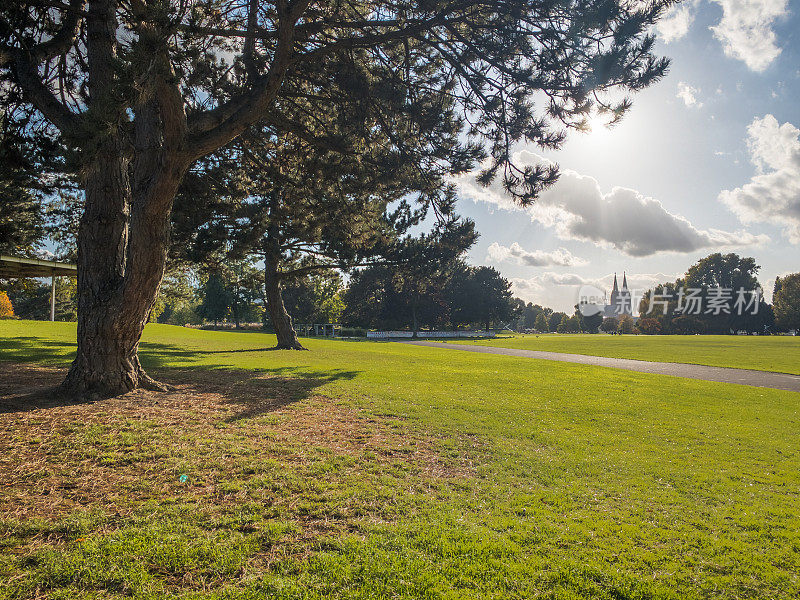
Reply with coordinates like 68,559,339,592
399,341,800,393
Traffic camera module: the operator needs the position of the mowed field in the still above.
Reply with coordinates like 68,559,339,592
1,321,799,599
451,333,800,374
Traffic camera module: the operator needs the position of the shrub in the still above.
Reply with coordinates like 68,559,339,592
600,317,619,333
636,318,662,335
338,327,366,338
617,314,635,334
0,291,14,318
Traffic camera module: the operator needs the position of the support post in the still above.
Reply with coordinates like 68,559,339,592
50,273,56,321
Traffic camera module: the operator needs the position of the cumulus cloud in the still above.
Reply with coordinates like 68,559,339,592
510,273,593,296
676,82,702,107
486,242,586,267
709,0,788,71
719,114,800,243
657,3,695,42
456,150,767,257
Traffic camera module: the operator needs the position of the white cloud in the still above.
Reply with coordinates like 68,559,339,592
657,3,695,42
457,150,767,257
511,273,588,291
486,242,586,267
676,82,702,108
509,273,595,303
719,114,800,243
709,0,788,71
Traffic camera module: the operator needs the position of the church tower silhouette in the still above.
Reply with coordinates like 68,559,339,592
606,272,632,316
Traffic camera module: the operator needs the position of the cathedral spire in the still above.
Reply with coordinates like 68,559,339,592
622,272,628,290
612,272,619,292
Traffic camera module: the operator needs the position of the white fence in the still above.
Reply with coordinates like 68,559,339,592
296,323,340,337
366,330,496,339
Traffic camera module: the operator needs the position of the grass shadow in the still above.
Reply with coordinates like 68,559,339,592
0,336,75,364
157,367,358,421
0,364,359,419
200,347,288,353
0,335,360,419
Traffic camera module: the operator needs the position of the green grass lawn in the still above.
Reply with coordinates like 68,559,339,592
448,333,800,374
1,321,799,599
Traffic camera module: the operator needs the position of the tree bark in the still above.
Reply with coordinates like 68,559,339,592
264,254,306,350
62,136,173,397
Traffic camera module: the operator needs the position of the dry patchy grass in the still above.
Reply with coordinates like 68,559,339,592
0,363,480,555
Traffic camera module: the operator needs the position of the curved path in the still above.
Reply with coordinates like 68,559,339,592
399,341,800,393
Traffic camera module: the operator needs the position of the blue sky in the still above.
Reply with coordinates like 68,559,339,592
456,0,800,312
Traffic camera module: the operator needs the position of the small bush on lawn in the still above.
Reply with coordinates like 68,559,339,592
0,290,15,318
338,327,366,337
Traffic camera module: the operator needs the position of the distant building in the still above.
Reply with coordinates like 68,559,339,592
603,272,633,318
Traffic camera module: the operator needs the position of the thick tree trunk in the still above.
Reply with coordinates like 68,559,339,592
62,140,151,396
264,255,305,350
62,124,184,397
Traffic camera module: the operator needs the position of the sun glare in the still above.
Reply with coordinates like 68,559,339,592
584,113,614,140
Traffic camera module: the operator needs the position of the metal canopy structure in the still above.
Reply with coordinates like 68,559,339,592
0,254,77,321
0,254,77,278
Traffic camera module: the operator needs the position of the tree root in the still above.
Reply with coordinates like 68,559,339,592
138,371,174,392
61,359,173,399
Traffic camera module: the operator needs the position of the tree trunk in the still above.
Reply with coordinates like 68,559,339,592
232,301,241,328
62,113,184,398
61,138,161,396
264,254,305,350
411,299,419,339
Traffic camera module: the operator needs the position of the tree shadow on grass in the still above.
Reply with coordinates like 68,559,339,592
135,341,321,369
0,337,360,419
0,335,309,369
0,362,359,420
0,336,76,364
159,367,359,422
199,347,289,353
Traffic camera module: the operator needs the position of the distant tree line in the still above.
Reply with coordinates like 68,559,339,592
342,261,514,333
634,253,797,335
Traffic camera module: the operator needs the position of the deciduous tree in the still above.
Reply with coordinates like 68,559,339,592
600,316,618,333
773,273,800,332
636,317,661,335
534,312,549,332
548,312,567,332
617,314,635,334
0,291,13,318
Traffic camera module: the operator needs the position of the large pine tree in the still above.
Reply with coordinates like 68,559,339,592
172,116,459,348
